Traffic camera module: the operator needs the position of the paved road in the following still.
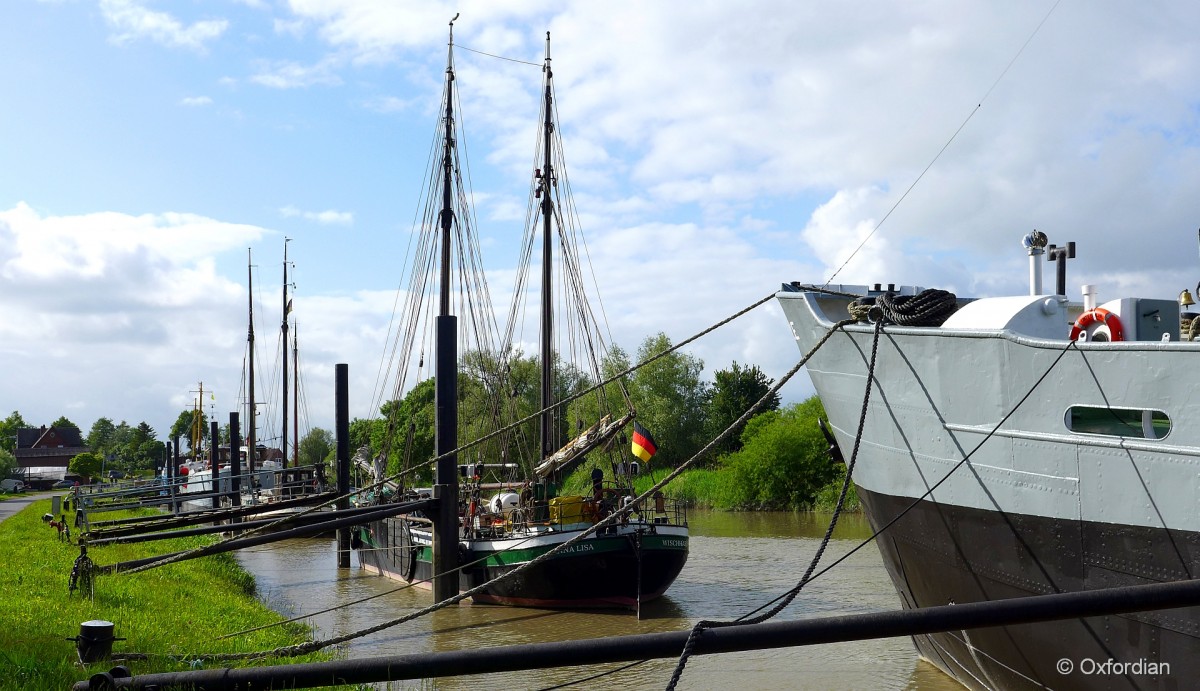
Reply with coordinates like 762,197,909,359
0,491,59,523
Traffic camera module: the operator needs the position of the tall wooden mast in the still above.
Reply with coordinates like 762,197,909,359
432,13,461,601
246,248,256,473
281,238,291,468
538,32,557,463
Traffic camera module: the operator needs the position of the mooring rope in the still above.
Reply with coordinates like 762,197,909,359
665,317,883,690
716,335,1080,632
102,291,778,579
158,313,857,664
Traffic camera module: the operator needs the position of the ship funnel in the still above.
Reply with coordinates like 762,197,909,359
1082,284,1097,312
1023,230,1048,295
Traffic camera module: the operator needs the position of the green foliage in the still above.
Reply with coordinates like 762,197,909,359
706,361,780,458
68,452,104,482
812,463,861,513
50,416,79,433
298,427,334,466
169,409,208,453
0,448,16,480
719,396,838,510
86,417,117,455
627,333,709,468
364,378,435,484
0,411,26,453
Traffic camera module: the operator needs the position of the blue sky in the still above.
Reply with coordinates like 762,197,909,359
3,1,1200,447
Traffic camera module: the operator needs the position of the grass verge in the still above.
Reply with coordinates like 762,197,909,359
0,498,346,690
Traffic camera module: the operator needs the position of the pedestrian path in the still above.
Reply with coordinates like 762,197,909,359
0,491,55,523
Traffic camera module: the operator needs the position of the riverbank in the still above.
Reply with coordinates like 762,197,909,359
0,497,343,690
562,464,862,513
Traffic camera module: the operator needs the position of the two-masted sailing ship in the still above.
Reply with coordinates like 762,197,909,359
354,24,689,608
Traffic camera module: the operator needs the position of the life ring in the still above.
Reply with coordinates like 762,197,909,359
1070,308,1124,342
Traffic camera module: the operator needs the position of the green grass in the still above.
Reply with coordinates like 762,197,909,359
561,457,860,513
0,499,347,690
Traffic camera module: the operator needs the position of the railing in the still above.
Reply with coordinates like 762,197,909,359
465,489,687,539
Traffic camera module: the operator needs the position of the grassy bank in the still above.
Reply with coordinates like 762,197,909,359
0,497,342,690
562,462,860,513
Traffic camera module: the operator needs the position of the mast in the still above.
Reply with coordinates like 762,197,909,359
292,323,299,466
432,13,461,601
281,238,291,469
247,249,256,473
191,382,205,461
539,32,557,463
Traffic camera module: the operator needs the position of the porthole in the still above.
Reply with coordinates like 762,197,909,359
1065,406,1171,440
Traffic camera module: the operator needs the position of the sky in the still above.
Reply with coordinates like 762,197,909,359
3,0,1200,448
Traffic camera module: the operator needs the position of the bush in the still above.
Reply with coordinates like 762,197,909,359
720,397,839,510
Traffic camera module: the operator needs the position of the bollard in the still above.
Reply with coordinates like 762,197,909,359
66,620,124,663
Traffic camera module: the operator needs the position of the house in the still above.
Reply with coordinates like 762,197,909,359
15,425,91,488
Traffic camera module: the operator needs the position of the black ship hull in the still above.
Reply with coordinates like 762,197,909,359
356,516,689,609
861,487,1198,690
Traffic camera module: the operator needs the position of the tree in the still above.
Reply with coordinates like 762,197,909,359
0,411,26,453
169,410,208,454
706,362,780,458
87,417,118,458
0,448,16,480
51,416,80,433
626,333,709,468
69,452,104,483
121,423,162,472
298,428,334,467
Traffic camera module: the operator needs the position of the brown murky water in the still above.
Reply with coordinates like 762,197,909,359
235,511,964,690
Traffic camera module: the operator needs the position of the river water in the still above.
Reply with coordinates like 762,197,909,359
235,510,964,690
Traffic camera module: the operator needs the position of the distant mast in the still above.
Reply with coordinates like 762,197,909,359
538,31,557,462
246,248,256,473
281,238,291,468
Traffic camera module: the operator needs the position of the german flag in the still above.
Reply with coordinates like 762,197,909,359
631,421,657,462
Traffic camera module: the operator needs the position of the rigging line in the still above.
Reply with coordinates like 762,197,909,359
537,660,652,691
457,43,543,67
209,319,844,663
393,291,780,481
1071,346,1193,577
823,0,1064,287
188,288,776,563
211,529,551,642
738,334,1079,621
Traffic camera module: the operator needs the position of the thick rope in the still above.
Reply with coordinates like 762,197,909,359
108,292,780,578
665,318,882,690
170,315,859,664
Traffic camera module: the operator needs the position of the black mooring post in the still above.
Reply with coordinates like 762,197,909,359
209,421,221,517
433,315,460,602
228,412,242,519
335,363,351,568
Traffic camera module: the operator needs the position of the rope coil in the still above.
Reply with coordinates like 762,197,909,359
850,288,958,326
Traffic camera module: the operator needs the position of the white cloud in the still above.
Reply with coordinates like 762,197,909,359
361,95,409,114
279,206,354,225
249,58,343,89
179,96,213,107
99,0,228,51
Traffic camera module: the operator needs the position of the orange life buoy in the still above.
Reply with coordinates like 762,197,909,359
1070,307,1124,342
